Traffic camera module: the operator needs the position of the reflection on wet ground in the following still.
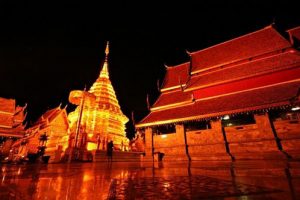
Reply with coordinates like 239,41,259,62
0,161,299,199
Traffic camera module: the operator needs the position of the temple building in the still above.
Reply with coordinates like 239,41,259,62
0,97,26,156
68,42,129,152
12,105,69,163
136,25,300,161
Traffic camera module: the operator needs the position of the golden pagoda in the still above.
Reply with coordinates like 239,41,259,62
68,42,129,152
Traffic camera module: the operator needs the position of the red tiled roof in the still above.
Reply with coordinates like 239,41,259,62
0,97,15,113
151,89,193,110
137,81,300,127
34,107,61,126
161,62,190,91
190,26,291,74
187,50,300,91
287,26,300,44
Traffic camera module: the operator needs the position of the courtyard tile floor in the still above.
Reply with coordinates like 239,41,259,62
0,161,299,199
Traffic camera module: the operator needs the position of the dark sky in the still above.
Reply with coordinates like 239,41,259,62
0,1,299,139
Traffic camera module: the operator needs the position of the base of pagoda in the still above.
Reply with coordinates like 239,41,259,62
63,147,93,162
93,150,142,162
141,155,154,162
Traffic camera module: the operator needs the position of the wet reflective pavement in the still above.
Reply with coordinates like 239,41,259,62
0,161,299,199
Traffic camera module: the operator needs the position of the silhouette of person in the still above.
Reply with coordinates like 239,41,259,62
107,140,113,162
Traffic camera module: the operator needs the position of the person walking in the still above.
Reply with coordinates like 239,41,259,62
107,140,113,162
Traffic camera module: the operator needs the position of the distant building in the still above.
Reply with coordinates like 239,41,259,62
136,25,300,161
13,105,69,163
68,42,129,152
0,97,26,138
0,97,26,156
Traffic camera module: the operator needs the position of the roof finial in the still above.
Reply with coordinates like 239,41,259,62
185,49,191,56
105,41,110,57
272,17,276,25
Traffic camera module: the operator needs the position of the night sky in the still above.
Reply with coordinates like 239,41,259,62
1,2,299,139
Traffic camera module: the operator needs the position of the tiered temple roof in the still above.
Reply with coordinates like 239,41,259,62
190,25,292,74
137,25,300,128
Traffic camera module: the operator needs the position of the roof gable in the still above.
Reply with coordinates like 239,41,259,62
33,106,62,126
160,62,190,92
287,26,300,45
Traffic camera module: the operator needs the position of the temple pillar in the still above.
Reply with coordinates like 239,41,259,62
255,113,287,159
218,120,235,161
255,113,276,138
169,124,189,161
143,127,153,161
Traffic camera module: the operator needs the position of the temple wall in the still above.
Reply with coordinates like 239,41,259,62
142,113,300,162
186,120,230,161
153,124,188,161
274,118,300,159
226,113,285,160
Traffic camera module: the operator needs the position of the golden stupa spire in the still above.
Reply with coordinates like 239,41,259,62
99,41,110,79
68,40,129,152
105,41,109,58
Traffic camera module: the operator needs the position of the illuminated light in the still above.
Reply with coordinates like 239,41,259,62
163,182,170,189
222,115,230,120
1,167,6,172
291,106,300,111
88,134,93,138
228,123,233,126
83,173,93,181
161,135,167,138
87,142,97,151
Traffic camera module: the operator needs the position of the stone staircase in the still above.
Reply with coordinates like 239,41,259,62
93,150,142,162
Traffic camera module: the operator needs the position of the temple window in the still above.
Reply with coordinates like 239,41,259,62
185,120,211,131
153,124,175,135
221,114,255,127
